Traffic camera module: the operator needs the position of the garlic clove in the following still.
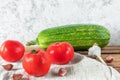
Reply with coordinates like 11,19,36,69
58,68,67,76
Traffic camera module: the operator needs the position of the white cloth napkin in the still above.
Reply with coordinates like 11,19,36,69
0,53,120,80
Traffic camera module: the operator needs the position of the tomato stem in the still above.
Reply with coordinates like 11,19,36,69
31,50,37,54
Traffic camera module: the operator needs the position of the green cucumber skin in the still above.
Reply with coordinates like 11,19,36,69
37,24,110,50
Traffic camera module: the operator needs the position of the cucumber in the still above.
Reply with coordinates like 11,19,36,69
28,24,110,51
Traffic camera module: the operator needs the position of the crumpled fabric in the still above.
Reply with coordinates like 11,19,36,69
0,53,120,80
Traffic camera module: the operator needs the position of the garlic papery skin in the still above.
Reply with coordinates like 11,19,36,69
88,43,101,58
88,43,107,65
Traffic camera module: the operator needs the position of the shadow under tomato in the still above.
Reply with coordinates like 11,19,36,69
46,53,84,77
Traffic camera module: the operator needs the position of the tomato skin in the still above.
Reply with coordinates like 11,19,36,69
0,40,25,62
22,50,51,76
46,42,74,64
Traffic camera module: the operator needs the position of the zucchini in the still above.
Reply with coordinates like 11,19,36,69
28,24,110,50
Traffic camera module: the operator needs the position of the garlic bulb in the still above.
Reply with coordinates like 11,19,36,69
88,43,107,65
88,43,101,57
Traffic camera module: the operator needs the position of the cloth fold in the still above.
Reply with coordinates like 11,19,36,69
0,53,120,80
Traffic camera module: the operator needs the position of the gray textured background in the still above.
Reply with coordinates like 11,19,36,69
0,0,120,45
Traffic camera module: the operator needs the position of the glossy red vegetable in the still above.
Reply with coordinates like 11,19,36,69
22,49,51,76
0,40,25,62
46,42,74,64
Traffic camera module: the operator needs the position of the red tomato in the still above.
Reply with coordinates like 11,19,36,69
46,42,74,64
0,40,25,62
22,49,51,76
